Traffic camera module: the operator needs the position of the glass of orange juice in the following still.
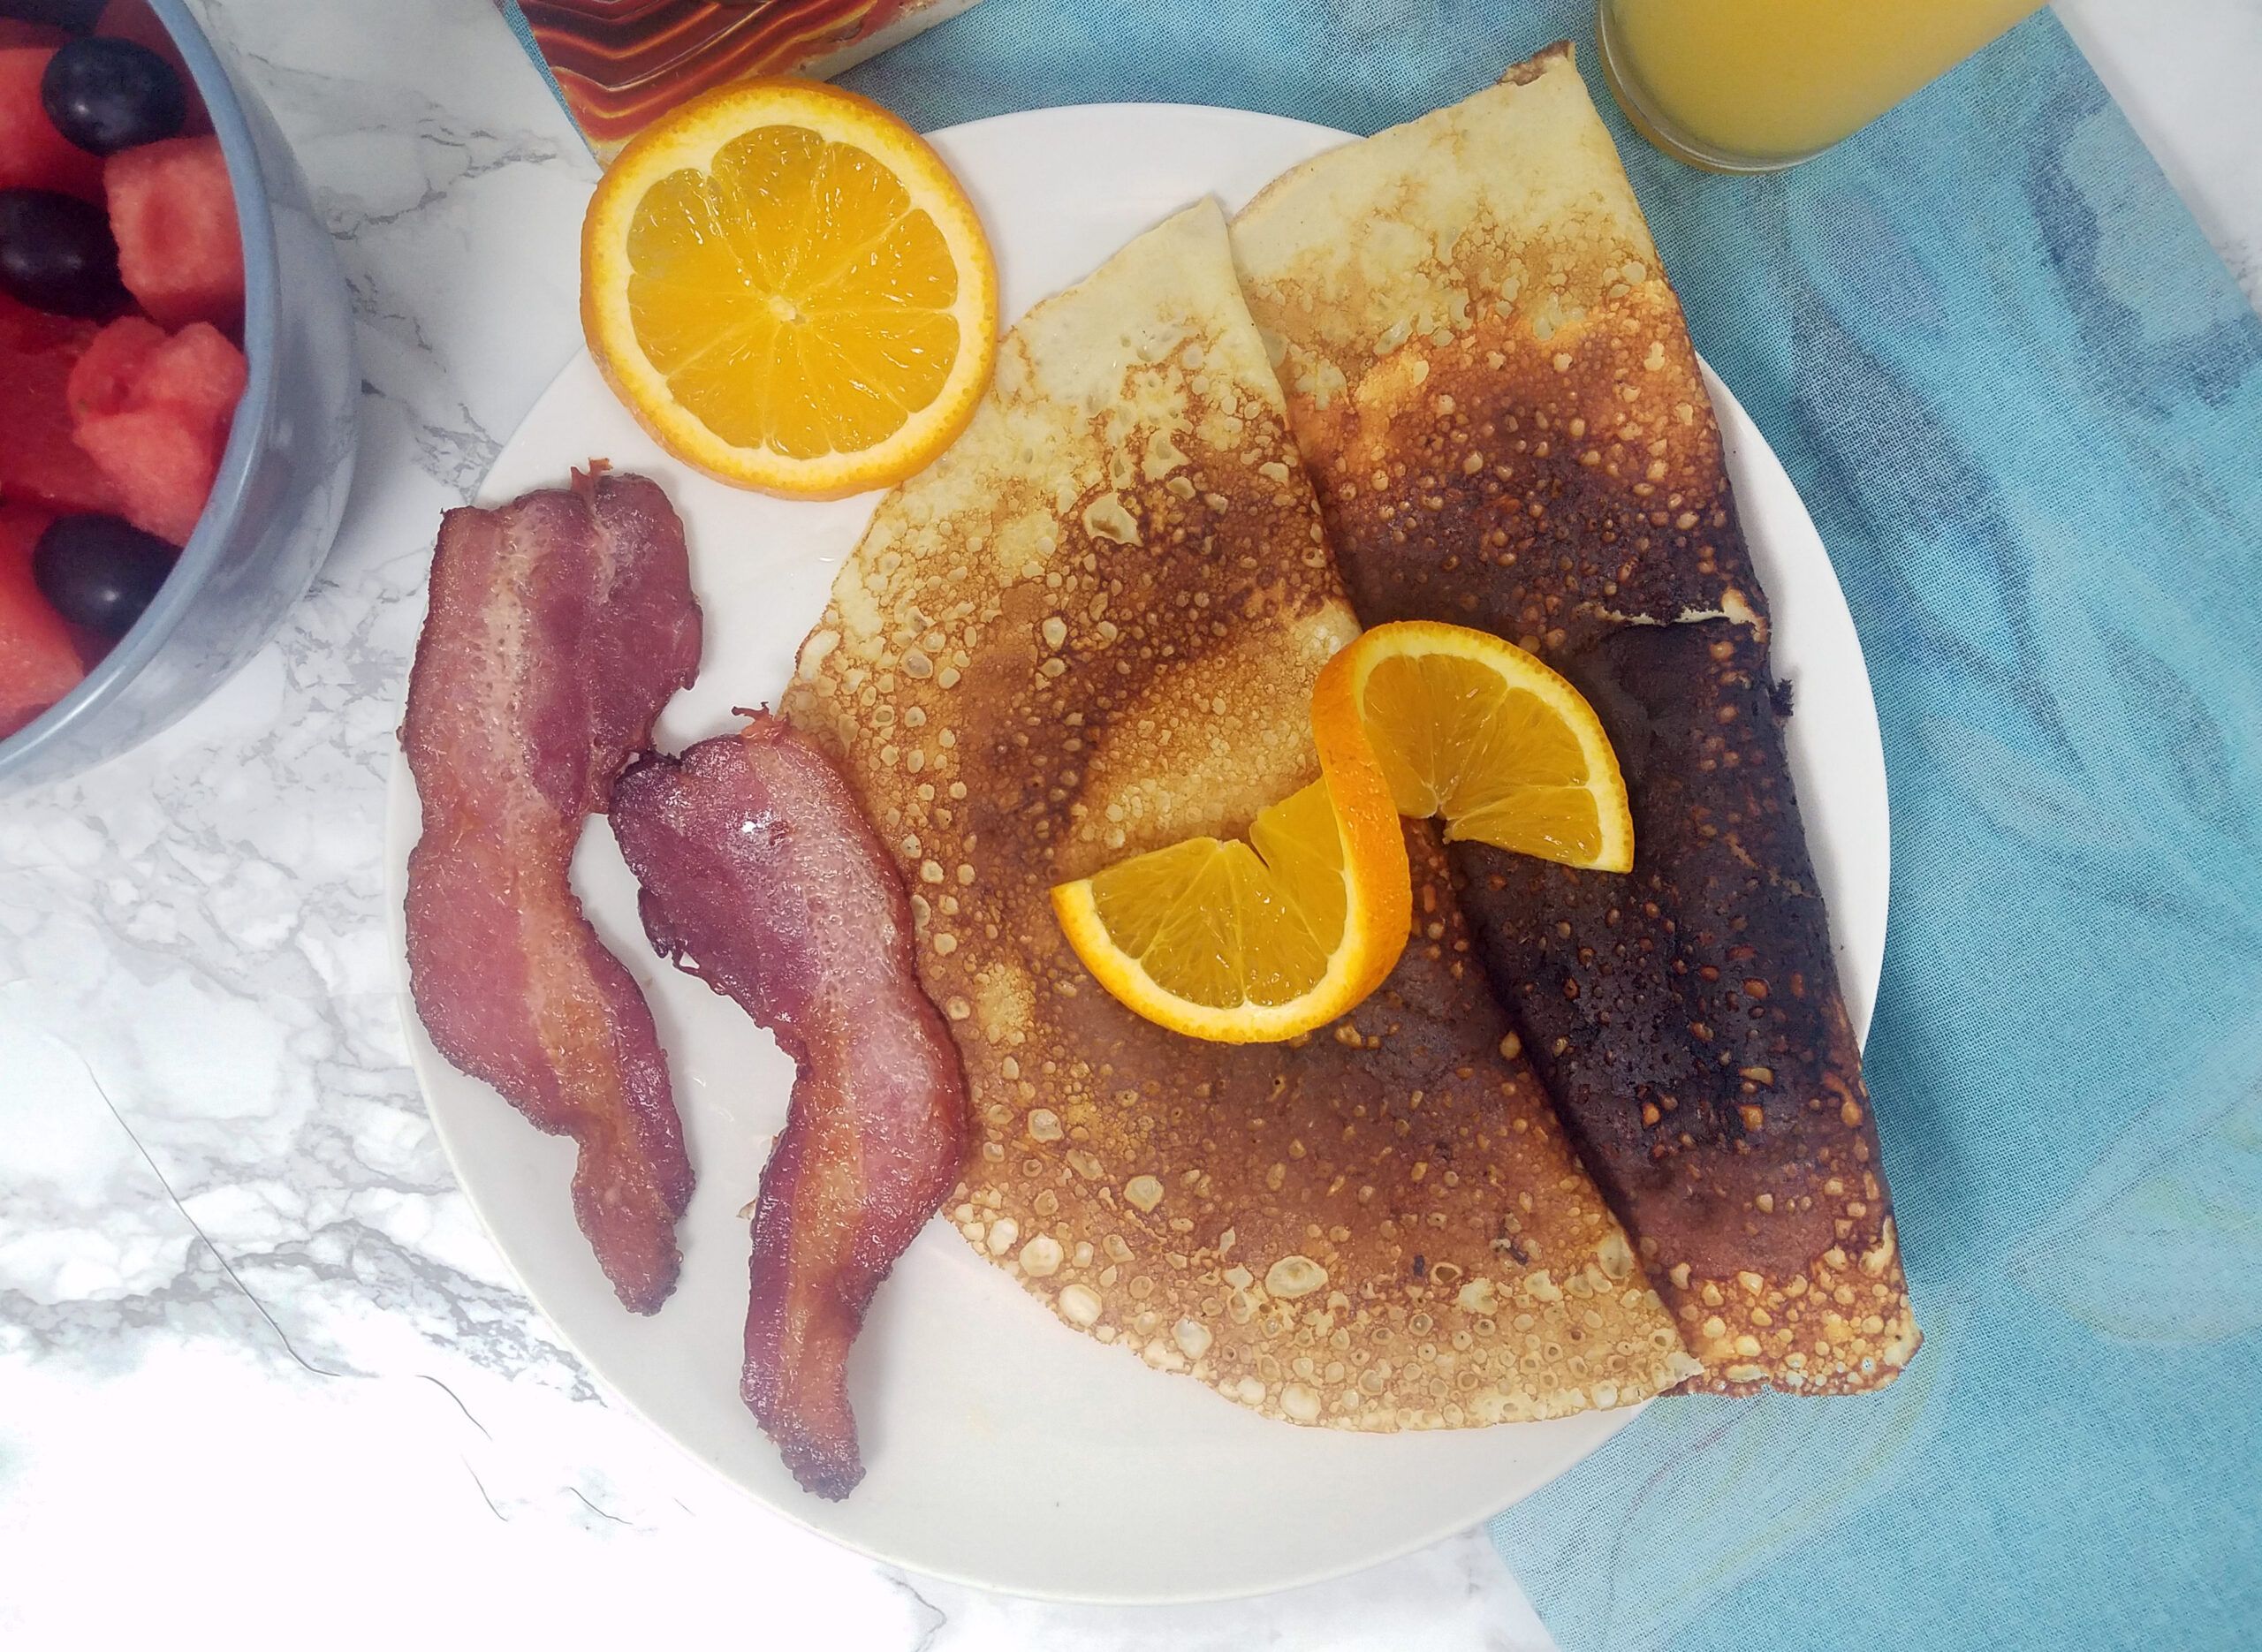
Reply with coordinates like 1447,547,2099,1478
1597,0,2046,172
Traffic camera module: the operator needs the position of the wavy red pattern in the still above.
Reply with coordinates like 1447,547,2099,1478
522,0,911,151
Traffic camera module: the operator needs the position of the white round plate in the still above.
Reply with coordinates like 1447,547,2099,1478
383,104,1887,1603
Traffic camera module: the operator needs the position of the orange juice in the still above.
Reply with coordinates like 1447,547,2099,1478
1598,0,2046,171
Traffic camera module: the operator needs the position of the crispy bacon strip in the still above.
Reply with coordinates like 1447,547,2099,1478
403,466,701,1315
611,714,968,1500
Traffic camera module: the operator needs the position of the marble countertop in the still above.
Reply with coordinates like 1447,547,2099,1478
3,1,2256,1644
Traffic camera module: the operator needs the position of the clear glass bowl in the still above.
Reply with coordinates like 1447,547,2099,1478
0,0,359,795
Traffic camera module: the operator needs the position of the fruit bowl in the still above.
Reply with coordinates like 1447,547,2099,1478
0,0,357,795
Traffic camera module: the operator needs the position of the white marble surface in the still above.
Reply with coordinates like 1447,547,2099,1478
1,1,2255,1645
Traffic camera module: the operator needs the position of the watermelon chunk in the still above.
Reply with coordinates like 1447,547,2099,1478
0,503,84,739
0,290,123,515
70,407,209,545
65,311,163,416
105,134,241,331
118,318,243,427
68,314,246,545
0,48,104,201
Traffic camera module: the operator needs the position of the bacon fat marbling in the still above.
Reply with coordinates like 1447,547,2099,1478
403,466,701,1315
611,714,968,1500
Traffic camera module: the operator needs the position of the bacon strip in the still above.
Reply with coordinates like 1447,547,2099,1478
611,714,968,1500
403,466,701,1315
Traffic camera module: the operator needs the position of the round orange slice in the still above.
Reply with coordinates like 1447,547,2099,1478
1050,655,1411,1044
1331,620,1636,872
581,80,998,498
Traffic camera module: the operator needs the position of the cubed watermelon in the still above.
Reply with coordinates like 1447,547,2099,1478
0,503,85,739
71,405,210,546
68,314,247,546
65,311,163,418
121,320,244,433
0,291,123,515
105,134,241,331
0,47,104,201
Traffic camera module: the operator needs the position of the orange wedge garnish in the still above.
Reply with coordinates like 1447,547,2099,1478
1333,620,1634,872
1050,653,1411,1044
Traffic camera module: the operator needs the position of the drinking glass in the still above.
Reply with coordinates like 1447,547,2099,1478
1596,0,2046,173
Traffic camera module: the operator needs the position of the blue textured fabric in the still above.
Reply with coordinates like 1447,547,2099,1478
514,3,2262,1642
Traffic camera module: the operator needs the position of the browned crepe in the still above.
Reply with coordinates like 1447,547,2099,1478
785,199,1696,1428
1230,45,1917,1393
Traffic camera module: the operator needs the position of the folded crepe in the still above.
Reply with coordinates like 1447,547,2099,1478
785,199,1697,1428
1230,45,1917,1393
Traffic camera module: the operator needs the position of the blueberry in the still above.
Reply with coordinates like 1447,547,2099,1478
33,515,177,638
0,188,125,315
41,36,187,156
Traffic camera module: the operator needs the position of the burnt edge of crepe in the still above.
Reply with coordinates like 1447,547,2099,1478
1230,42,1919,1395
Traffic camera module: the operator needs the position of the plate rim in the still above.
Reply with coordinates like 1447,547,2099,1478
383,99,1888,1603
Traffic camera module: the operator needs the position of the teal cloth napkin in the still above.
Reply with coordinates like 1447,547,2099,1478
513,3,2262,1643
